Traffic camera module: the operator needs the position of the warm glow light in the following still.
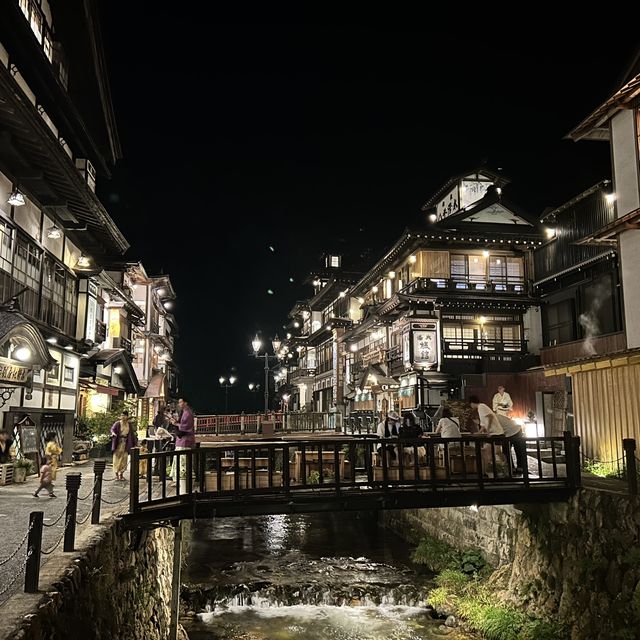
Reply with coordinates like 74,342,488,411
302,311,310,319
495,187,502,195
157,287,166,296
428,213,437,223
272,335,282,353
605,193,616,205
388,271,396,279
350,344,358,352
372,286,379,293
76,254,91,268
357,297,364,304
326,324,332,330
46,337,57,345
7,188,25,207
46,225,62,239
479,316,487,324
64,345,73,351
14,346,31,362
219,376,226,384
296,346,302,352
282,394,290,402
339,291,346,297
229,376,237,385
252,335,262,353
163,301,173,310
248,383,255,390
293,321,300,328
280,367,287,376
409,255,417,264
482,249,490,258
114,365,123,374
545,227,556,239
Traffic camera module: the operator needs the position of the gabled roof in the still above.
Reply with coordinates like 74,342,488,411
435,191,535,228
568,48,640,141
421,168,510,211
83,347,140,394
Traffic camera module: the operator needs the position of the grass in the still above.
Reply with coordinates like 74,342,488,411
412,533,488,576
582,458,624,479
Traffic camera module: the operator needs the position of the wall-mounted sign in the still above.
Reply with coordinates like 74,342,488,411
410,321,441,371
0,356,32,387
436,177,494,222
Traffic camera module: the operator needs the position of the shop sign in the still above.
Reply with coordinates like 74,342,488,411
410,321,440,371
0,356,31,387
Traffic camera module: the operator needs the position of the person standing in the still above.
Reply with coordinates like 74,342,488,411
33,455,56,498
469,395,505,475
44,431,62,480
376,411,400,462
170,397,195,481
492,385,513,416
497,414,526,475
0,429,13,463
110,410,137,481
435,407,462,438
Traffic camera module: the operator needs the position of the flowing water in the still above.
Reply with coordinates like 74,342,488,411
181,512,474,639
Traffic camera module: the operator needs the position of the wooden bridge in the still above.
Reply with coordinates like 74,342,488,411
119,432,581,529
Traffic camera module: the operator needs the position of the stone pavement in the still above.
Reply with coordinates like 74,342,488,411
0,457,132,606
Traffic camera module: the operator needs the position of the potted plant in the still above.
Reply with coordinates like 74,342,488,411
13,457,34,483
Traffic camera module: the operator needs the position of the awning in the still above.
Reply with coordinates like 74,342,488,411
95,385,119,396
357,364,399,391
0,310,56,370
144,372,167,399
81,348,141,395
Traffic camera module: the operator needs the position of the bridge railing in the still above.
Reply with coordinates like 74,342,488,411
196,413,284,435
128,432,581,514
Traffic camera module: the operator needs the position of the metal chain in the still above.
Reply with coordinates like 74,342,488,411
0,549,31,599
76,493,99,525
78,479,99,501
43,497,71,527
41,517,70,555
100,494,129,505
0,521,33,566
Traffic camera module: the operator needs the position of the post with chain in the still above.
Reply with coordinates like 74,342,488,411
92,459,106,524
623,438,637,496
24,511,43,593
63,473,81,552
130,448,140,513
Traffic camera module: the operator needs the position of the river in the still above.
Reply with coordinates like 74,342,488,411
181,512,474,640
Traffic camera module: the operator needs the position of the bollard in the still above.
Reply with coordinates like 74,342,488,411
623,438,638,496
24,511,43,593
64,473,82,552
92,459,106,524
130,448,140,513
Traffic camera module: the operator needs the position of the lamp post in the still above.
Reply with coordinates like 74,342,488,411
218,375,237,413
252,334,283,415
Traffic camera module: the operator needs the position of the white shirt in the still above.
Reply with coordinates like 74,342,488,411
477,403,504,435
377,420,399,439
492,392,513,415
497,415,522,437
436,417,461,438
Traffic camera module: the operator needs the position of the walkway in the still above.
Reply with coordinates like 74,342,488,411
0,458,131,606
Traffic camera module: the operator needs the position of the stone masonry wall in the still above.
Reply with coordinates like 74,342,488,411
384,489,640,640
2,523,179,640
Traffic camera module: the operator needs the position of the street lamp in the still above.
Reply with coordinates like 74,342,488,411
252,333,285,415
219,375,237,413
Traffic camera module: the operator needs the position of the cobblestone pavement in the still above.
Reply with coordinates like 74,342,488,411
0,458,133,605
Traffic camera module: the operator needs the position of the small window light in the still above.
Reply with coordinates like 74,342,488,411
46,225,62,239
7,188,25,207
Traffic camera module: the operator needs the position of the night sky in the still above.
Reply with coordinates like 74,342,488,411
97,13,638,414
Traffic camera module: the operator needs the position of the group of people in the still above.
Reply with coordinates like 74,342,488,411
109,397,196,481
375,384,526,476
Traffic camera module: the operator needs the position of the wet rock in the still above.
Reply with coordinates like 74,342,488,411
445,615,457,627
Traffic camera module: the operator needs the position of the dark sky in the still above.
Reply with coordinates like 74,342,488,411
97,13,638,414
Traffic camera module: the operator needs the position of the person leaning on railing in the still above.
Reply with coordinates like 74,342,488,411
169,397,195,482
469,396,508,477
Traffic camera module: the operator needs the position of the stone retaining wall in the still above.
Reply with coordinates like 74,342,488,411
384,489,640,639
1,522,181,640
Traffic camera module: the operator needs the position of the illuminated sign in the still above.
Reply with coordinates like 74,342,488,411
0,356,32,387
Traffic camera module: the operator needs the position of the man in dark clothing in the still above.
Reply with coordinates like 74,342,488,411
0,429,13,463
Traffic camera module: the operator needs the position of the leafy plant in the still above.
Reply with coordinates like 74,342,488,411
582,458,624,479
411,535,459,572
435,569,470,591
458,549,488,576
426,586,452,609
308,470,320,485
13,457,34,474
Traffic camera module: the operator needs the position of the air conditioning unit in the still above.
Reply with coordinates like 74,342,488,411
75,158,96,192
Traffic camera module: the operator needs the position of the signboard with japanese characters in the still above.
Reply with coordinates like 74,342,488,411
0,356,32,387
410,321,440,371
436,177,494,222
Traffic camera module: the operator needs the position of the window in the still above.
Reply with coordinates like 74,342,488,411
580,274,617,337
489,256,524,285
543,299,576,346
330,255,340,268
13,236,40,317
47,362,60,381
63,366,74,383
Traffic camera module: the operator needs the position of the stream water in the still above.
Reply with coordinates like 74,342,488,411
181,512,474,640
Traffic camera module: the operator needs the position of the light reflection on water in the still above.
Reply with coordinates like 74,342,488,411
182,513,472,639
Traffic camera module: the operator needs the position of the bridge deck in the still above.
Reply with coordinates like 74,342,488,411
120,433,581,529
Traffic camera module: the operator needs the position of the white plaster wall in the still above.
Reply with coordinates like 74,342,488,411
612,110,640,348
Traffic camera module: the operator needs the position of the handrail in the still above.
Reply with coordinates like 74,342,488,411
128,433,580,514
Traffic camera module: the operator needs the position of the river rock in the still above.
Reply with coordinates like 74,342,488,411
445,615,457,627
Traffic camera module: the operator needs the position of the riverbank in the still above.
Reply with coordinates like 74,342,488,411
384,486,640,639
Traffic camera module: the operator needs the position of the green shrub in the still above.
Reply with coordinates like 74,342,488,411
521,619,568,640
458,548,488,576
478,606,528,640
435,569,469,592
582,458,623,479
426,586,452,609
411,535,459,572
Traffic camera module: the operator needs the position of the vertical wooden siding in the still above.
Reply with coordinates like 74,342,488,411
572,363,640,462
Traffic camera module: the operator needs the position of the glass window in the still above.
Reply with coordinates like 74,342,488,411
544,299,576,345
468,255,486,282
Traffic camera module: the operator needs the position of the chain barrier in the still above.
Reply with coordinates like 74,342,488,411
76,493,99,525
42,497,71,527
100,494,129,505
77,478,99,501
0,521,33,567
41,516,70,555
0,549,32,600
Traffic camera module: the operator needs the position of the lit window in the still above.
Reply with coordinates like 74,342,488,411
330,255,340,268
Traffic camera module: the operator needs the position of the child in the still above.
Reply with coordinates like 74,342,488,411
44,432,62,480
33,455,56,498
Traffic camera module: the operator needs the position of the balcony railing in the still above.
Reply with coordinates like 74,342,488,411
540,332,626,366
402,277,529,296
95,319,107,344
113,336,132,355
443,339,527,353
290,367,316,382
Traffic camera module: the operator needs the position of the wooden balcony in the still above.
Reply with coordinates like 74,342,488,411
403,276,531,297
540,332,626,366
